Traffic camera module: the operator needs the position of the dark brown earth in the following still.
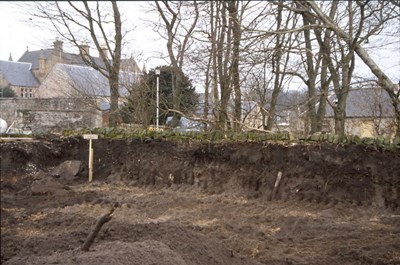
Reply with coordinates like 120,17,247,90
1,137,400,265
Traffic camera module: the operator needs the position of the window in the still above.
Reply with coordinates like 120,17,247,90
276,111,290,126
20,88,33,98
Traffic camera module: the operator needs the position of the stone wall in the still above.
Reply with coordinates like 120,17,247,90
0,98,102,133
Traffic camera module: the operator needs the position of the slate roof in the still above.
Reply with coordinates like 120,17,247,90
18,48,141,73
51,63,141,98
18,49,104,69
19,49,51,69
326,87,395,118
0,60,40,87
196,90,303,117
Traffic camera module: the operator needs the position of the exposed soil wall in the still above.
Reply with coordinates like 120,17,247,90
2,138,399,209
1,137,400,265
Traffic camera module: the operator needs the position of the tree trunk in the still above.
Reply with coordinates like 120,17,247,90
306,0,399,137
334,99,346,137
316,88,328,132
210,1,220,126
266,2,284,131
109,72,120,127
216,1,232,131
315,47,331,132
266,88,279,131
301,11,317,133
315,2,336,132
169,68,182,127
354,45,400,137
396,109,400,138
203,49,212,130
266,48,282,131
260,62,268,130
229,1,241,132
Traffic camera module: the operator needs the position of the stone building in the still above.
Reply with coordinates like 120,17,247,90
1,38,142,132
323,87,396,138
38,63,138,108
18,38,142,83
0,60,40,98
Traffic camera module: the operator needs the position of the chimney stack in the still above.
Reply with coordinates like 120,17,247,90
53,38,63,62
53,38,63,53
79,43,90,60
39,51,46,75
100,45,108,59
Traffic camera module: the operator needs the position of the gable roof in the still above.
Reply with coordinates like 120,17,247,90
0,60,40,87
48,63,140,97
196,90,304,118
18,49,52,69
326,87,395,118
18,48,142,73
18,49,104,69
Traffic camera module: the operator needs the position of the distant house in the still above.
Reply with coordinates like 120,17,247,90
0,60,40,98
241,101,263,129
239,91,304,133
323,87,396,138
18,38,142,83
18,39,80,82
194,91,304,132
1,38,143,131
38,63,140,110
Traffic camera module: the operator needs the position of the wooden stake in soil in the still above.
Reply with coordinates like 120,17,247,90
89,139,93,182
271,171,283,201
83,134,98,182
81,206,116,251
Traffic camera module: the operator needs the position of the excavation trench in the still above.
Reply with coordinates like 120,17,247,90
1,138,399,264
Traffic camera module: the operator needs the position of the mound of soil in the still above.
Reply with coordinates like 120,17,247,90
1,137,399,264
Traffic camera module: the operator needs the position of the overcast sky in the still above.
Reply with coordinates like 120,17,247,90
0,2,167,70
0,1,399,87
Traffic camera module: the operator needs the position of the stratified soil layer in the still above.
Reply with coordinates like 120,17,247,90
1,137,399,265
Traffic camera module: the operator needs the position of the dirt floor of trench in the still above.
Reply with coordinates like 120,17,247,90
1,137,400,265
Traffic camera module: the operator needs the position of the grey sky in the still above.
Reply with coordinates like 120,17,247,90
0,1,399,88
0,2,167,70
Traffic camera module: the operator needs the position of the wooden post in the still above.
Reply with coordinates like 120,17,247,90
83,134,98,182
271,171,283,201
89,139,93,182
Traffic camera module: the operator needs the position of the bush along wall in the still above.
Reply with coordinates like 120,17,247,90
57,127,400,149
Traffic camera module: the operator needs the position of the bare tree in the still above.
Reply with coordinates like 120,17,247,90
303,0,400,137
214,1,233,130
228,0,242,131
241,64,273,130
363,86,396,137
31,1,123,127
212,1,266,131
153,1,199,128
265,1,298,131
239,1,299,131
122,70,153,127
290,1,336,134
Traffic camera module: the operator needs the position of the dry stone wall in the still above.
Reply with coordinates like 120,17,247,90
0,98,102,133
